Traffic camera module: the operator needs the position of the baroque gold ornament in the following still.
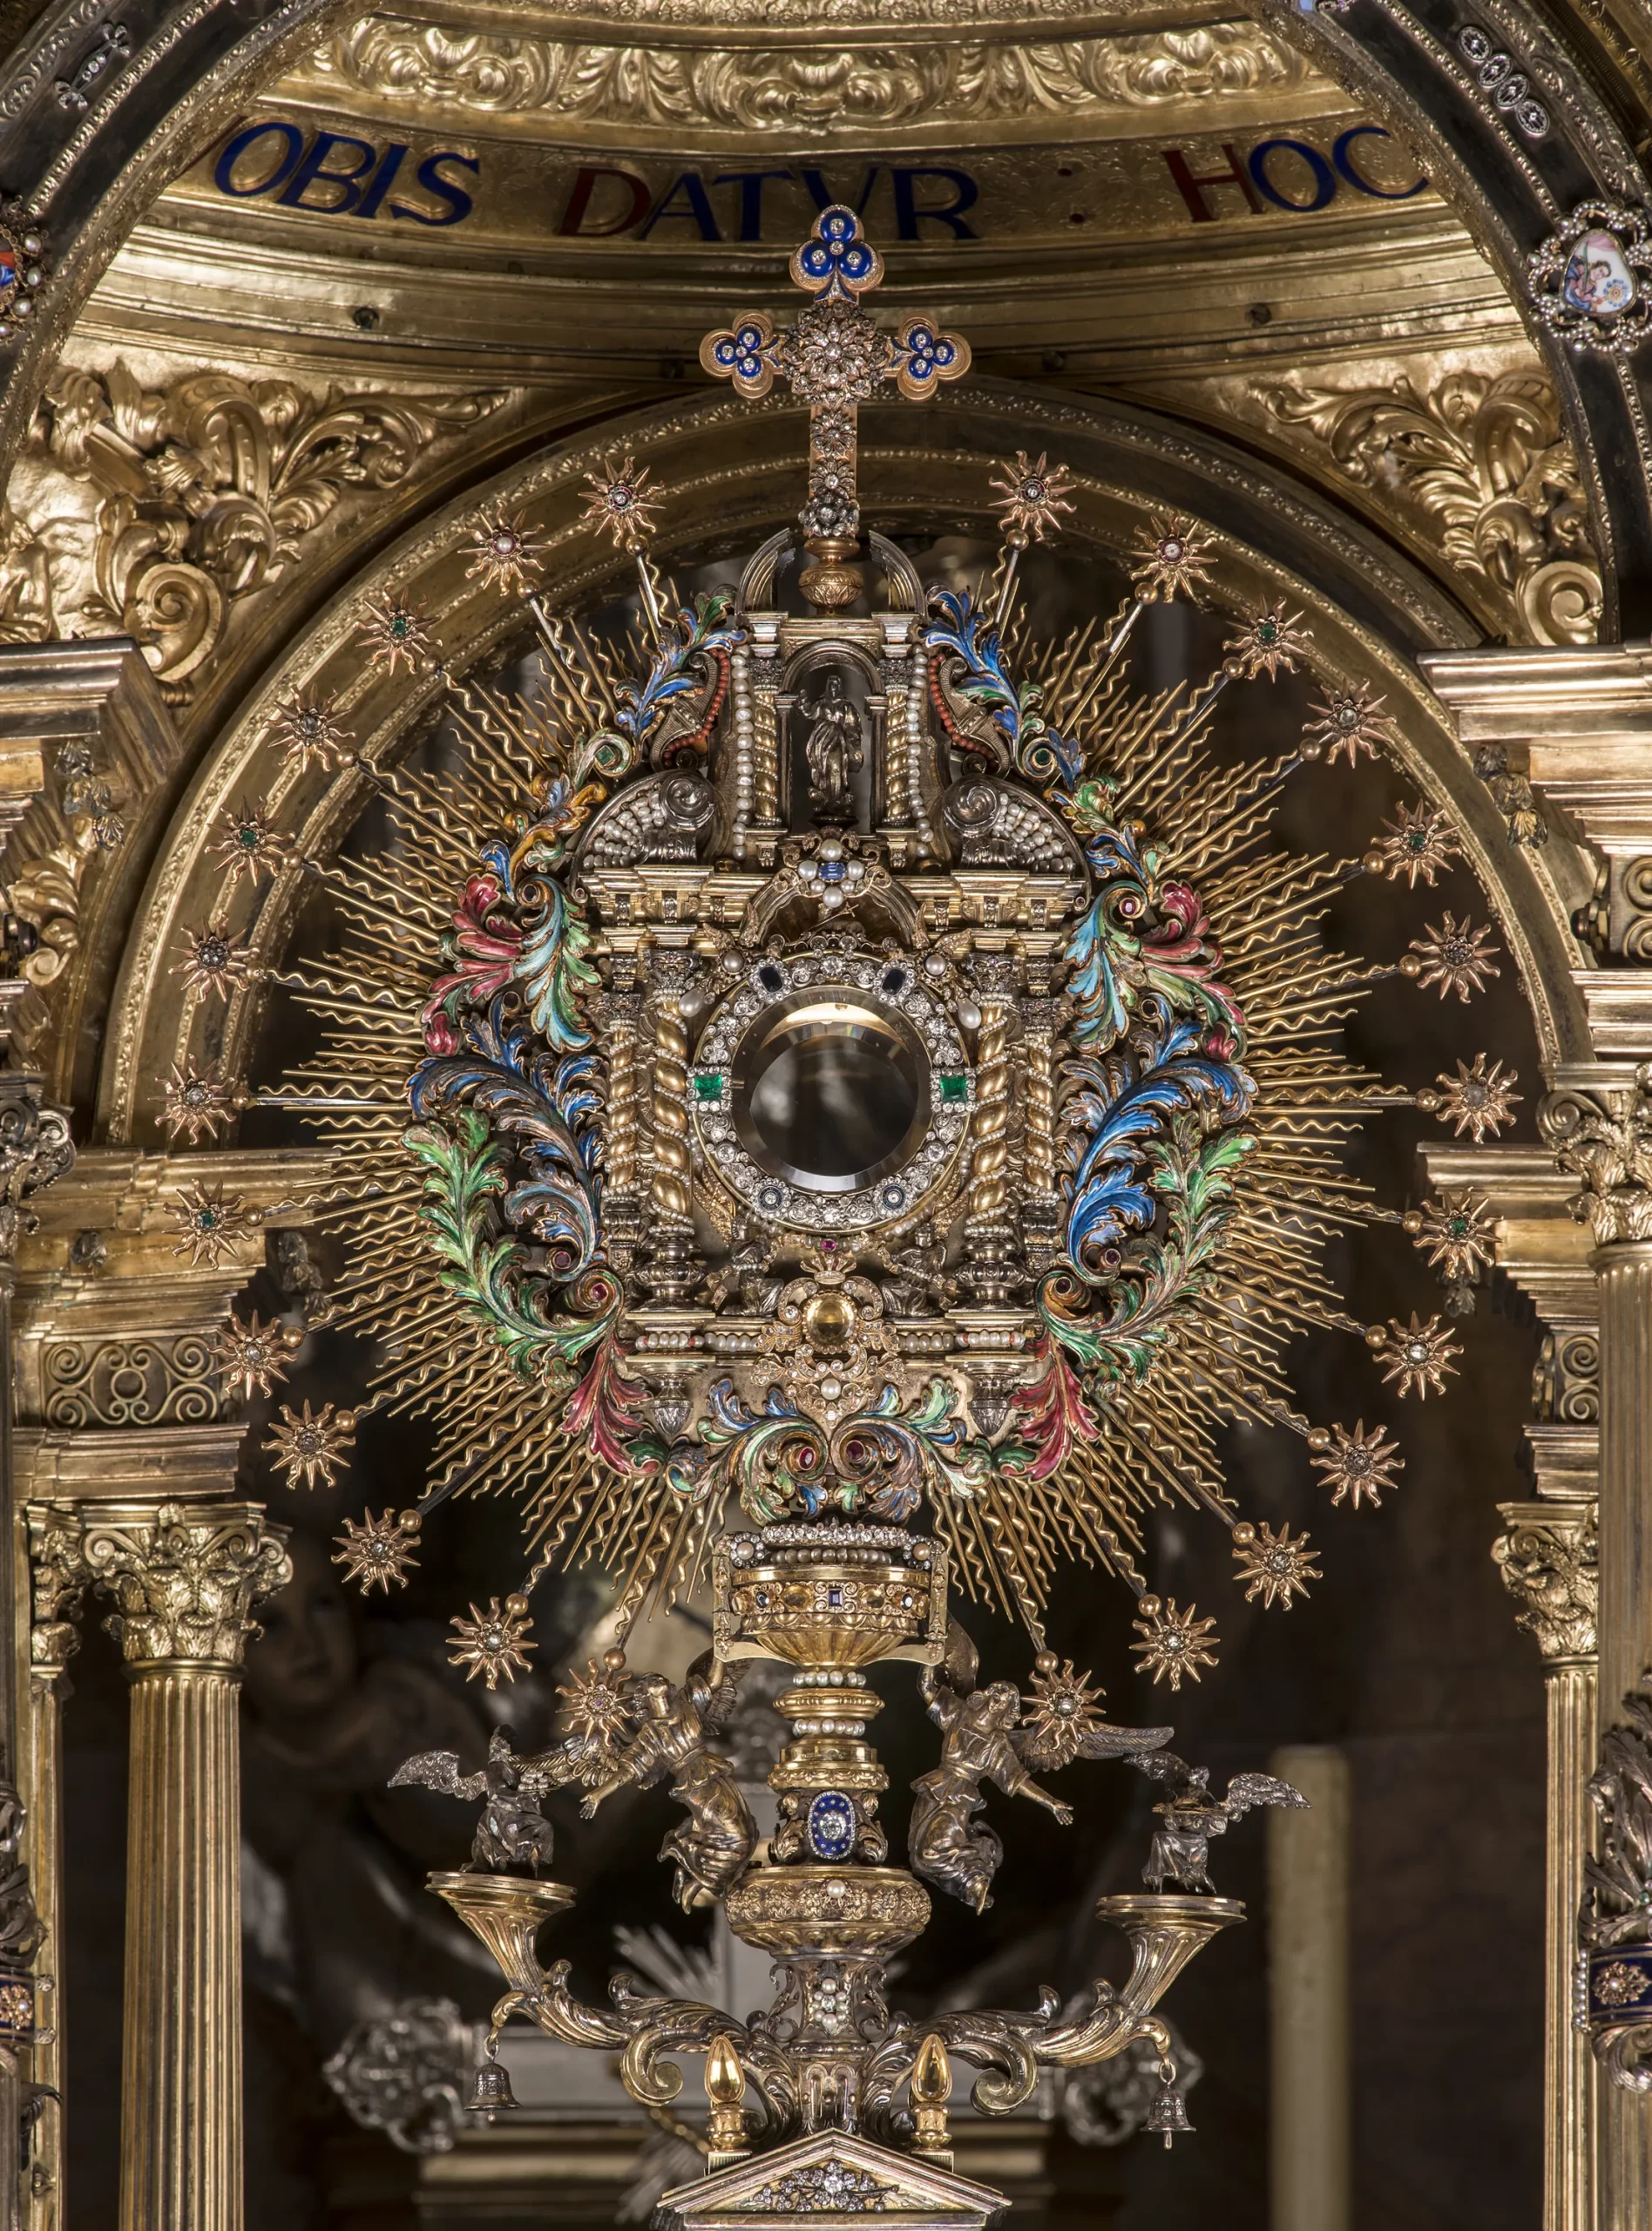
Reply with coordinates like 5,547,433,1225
165,1183,255,1267
248,213,1515,2194
266,1400,357,1491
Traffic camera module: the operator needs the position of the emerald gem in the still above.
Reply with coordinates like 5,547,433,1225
938,1072,968,1105
693,1072,725,1101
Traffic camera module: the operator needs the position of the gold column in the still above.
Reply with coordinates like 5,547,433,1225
1267,1746,1351,2231
640,946,701,1305
78,1501,289,2231
1494,1501,1599,2231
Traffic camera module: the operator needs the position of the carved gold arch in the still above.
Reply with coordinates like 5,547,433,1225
94,380,1590,1151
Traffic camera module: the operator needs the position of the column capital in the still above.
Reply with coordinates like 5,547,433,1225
1493,1499,1598,1664
0,1071,72,1266
1538,1071,1652,1244
77,1499,289,1671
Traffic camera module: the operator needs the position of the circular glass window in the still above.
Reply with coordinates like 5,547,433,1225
732,993,931,1194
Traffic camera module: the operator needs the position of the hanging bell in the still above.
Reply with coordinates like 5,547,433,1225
1144,2062,1192,2149
467,2054,519,2120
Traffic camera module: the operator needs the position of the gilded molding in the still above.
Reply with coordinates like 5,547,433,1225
1264,370,1601,647
79,1498,290,1667
304,17,1314,129
1493,1501,1598,1660
3,360,506,702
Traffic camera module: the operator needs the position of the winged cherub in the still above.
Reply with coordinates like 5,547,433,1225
910,1626,1174,1914
1130,1752,1307,1894
579,1652,756,1910
390,1726,568,1876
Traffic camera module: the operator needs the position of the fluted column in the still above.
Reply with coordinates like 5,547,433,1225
1494,1501,1600,2231
77,1502,288,2231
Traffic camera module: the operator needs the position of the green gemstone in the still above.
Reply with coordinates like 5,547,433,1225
693,1071,725,1102
1256,620,1278,645
938,1072,969,1105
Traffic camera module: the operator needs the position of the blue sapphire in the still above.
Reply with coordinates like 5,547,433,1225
818,860,848,884
759,964,785,993
808,1792,856,1861
881,967,907,993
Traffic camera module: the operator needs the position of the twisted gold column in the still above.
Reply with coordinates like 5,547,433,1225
1591,1239,1652,2219
961,960,1019,1303
598,983,642,1269
79,1502,288,2231
1494,1500,1598,2231
640,950,701,1305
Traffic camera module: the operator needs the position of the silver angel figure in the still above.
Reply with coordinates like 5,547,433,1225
1131,1752,1306,1893
800,670,863,823
390,1727,562,1876
910,1627,1171,1914
580,1653,756,1909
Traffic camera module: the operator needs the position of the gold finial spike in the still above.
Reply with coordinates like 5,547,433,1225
911,2032,953,2161
699,206,970,612
706,2031,750,2166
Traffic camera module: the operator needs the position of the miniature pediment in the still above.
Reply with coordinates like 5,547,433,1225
654,2131,1006,2231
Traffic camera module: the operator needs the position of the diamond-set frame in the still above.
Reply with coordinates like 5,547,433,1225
691,952,972,1235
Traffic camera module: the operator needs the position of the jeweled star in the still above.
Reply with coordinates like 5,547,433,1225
266,1400,357,1492
1232,1521,1321,1609
1423,1054,1522,1143
580,455,663,553
1130,1597,1220,1690
1020,1657,1107,1766
359,594,436,675
214,797,281,892
450,1595,537,1690
158,1061,234,1145
213,1307,297,1400
334,1508,422,1594
1406,912,1500,1002
988,451,1075,544
165,1183,254,1268
466,507,546,593
1224,601,1309,682
268,690,349,772
1407,1188,1496,1282
173,919,251,1002
1128,511,1216,604
557,1656,637,1761
1377,1312,1462,1400
1310,1419,1404,1509
1302,682,1396,765
1369,801,1460,888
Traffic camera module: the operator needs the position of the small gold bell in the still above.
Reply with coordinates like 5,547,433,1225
467,2051,518,2120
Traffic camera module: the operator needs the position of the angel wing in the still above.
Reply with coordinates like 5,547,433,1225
1221,1772,1308,1821
389,1749,486,1800
1012,1718,1177,1773
517,1730,606,1796
686,1648,743,1734
1126,1749,1195,1790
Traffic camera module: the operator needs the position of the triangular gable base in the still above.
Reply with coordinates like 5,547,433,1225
653,2129,1008,2231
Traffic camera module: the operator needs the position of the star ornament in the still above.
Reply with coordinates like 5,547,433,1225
173,919,251,1003
1419,1054,1522,1143
166,1183,255,1268
269,691,348,772
213,1307,300,1400
214,797,281,892
1224,602,1309,682
557,1657,636,1762
159,1061,234,1145
1128,512,1215,604
1302,682,1397,766
989,451,1076,545
1020,1657,1107,1766
1232,1521,1321,1609
1405,1188,1496,1282
359,594,436,675
334,1508,422,1594
580,454,664,551
1403,912,1500,1002
1130,1597,1219,1690
467,507,546,593
1368,801,1460,888
1310,1419,1404,1510
450,1594,536,1690
266,1400,358,1492
1375,1312,1462,1400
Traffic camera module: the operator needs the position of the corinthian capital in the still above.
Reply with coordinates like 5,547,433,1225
80,1501,290,1668
1493,1500,1597,1660
1539,1073,1652,1244
0,1074,72,1262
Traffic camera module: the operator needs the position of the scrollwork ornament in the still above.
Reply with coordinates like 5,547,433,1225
0,1080,72,1261
1538,1072,1652,1243
1581,1679,1652,2089
81,1500,291,1667
1493,1505,1597,1660
1528,201,1652,356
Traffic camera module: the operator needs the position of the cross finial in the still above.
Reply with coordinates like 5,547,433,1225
699,206,971,607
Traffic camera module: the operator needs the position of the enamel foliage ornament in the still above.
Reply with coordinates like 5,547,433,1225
245,208,1522,2186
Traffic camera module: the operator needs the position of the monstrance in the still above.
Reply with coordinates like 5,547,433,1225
190,207,1519,2209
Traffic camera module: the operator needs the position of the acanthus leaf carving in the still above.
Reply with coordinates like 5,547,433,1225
1265,370,1601,647
80,1500,291,1666
0,363,509,701
1539,1075,1652,1244
1581,1680,1652,2092
1492,1502,1597,1659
